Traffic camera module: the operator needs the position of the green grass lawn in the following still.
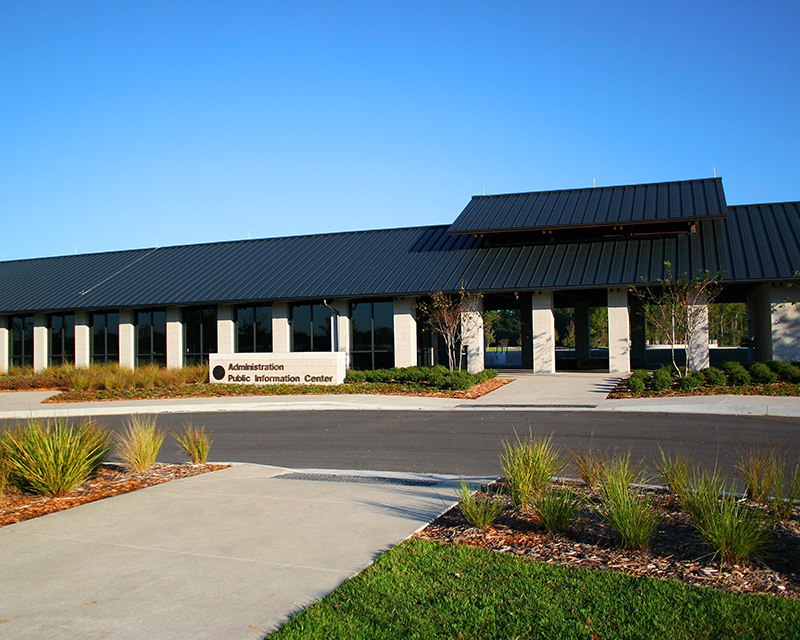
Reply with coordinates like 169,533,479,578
268,539,800,640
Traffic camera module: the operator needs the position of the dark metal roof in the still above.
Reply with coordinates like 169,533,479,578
0,194,797,316
448,178,728,235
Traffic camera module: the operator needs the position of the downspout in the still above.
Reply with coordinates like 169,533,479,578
322,299,340,352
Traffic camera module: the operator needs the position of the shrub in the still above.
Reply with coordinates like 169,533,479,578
749,362,778,384
627,370,649,392
651,366,674,392
500,433,562,508
172,422,212,464
533,487,582,534
677,372,704,392
115,415,165,472
457,480,504,530
683,472,770,566
723,360,751,386
765,457,800,521
598,454,661,550
766,360,800,383
0,418,111,496
702,366,727,387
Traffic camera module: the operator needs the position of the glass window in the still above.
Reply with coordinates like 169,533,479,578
91,312,119,364
236,305,272,352
136,309,167,367
49,313,75,366
9,315,34,368
291,303,331,352
184,307,217,365
349,300,395,370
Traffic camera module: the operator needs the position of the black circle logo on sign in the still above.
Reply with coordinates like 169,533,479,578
212,365,226,381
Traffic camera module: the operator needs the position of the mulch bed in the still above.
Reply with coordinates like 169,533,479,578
0,462,230,527
414,481,800,600
40,378,513,403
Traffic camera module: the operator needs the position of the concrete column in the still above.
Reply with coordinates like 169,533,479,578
574,300,591,361
119,309,135,369
771,284,800,362
461,297,484,374
0,316,8,373
166,307,183,369
331,300,350,355
532,291,556,373
393,297,417,368
74,311,91,368
607,288,631,374
747,284,772,362
687,294,710,372
272,302,291,353
629,293,647,369
217,304,235,353
33,313,48,372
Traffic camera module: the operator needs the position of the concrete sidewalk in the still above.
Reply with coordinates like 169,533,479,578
0,463,477,640
3,374,800,417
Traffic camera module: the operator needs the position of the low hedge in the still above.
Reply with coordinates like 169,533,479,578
345,366,497,391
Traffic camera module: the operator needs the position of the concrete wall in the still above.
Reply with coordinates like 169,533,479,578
330,299,350,355
74,311,91,368
393,297,417,368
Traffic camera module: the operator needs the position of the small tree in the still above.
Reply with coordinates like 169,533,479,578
417,288,483,371
632,262,721,376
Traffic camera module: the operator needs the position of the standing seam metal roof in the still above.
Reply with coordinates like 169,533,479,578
0,193,797,315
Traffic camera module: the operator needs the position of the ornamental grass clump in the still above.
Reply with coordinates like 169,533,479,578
533,487,582,535
683,472,770,566
569,445,605,489
172,422,212,464
457,480,504,530
598,454,661,550
116,414,165,472
737,446,778,504
0,418,111,496
657,448,695,505
500,433,562,508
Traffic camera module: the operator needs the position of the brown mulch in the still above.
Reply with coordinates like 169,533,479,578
0,462,230,527
414,481,800,600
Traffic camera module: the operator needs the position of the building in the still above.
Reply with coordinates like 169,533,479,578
1,178,798,375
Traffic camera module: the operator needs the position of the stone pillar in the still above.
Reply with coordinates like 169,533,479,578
461,297,484,374
166,307,184,369
33,313,48,372
119,309,136,369
393,297,417,368
331,300,350,355
74,311,91,368
687,294,710,372
217,304,235,353
0,316,8,373
770,284,800,362
629,293,647,369
532,291,556,373
272,302,291,353
607,288,631,374
574,300,591,361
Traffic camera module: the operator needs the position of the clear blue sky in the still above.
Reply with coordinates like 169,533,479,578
2,1,798,260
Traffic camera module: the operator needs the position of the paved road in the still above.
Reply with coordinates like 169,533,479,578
18,409,798,486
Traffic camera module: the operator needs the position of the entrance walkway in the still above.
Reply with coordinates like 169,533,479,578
472,371,621,408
